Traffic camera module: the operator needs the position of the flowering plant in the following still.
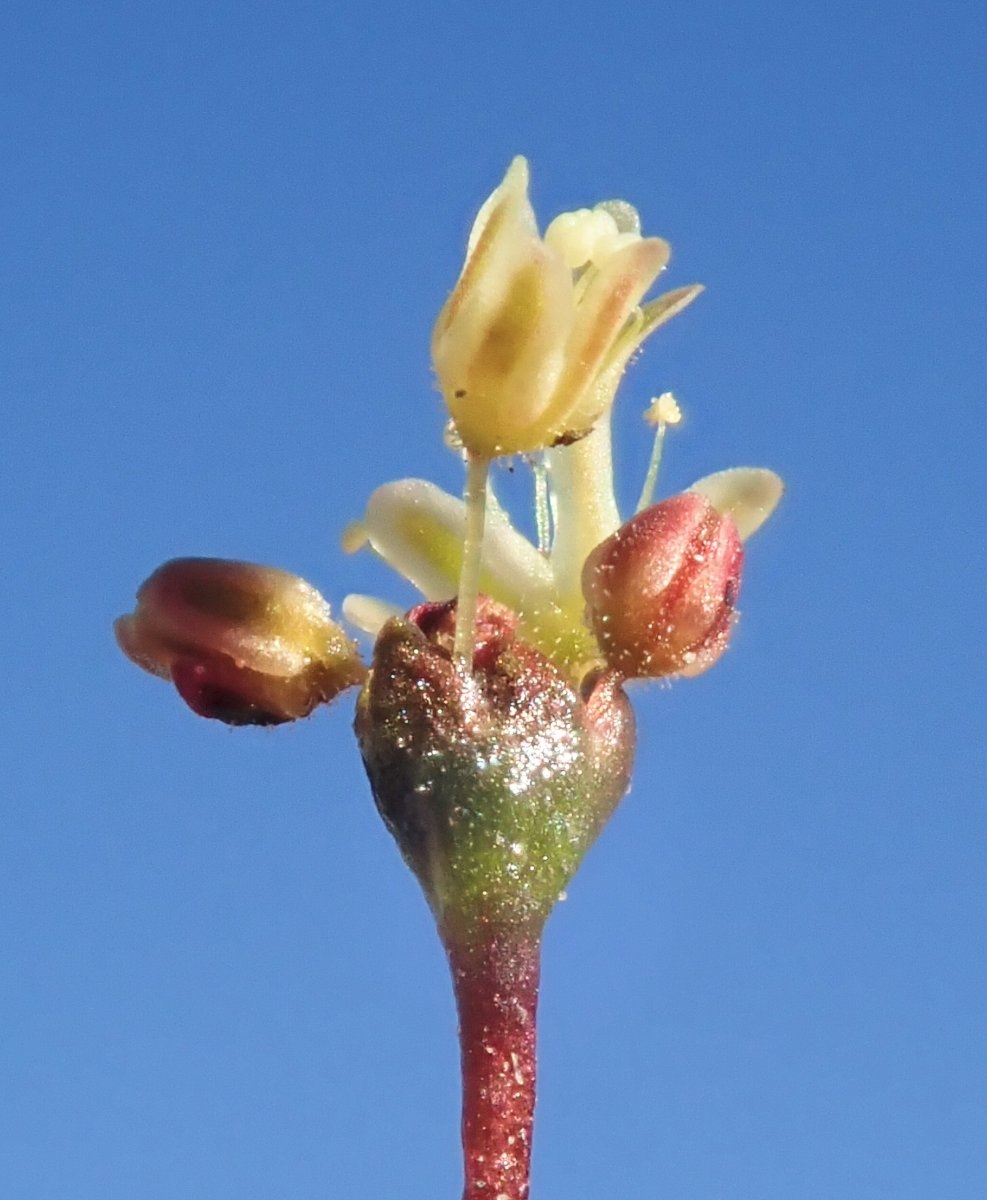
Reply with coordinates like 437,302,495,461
117,157,782,1199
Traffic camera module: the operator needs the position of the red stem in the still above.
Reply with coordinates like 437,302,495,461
446,930,542,1200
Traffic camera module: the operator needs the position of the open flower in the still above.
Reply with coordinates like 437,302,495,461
431,156,702,458
343,466,782,683
115,558,364,725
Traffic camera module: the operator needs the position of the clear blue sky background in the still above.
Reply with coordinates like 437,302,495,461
3,1,985,1197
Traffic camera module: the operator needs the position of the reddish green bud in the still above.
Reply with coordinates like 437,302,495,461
582,492,744,680
115,558,365,725
355,596,635,943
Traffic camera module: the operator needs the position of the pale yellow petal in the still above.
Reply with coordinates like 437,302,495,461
535,237,670,438
341,593,403,636
354,478,554,608
688,468,784,540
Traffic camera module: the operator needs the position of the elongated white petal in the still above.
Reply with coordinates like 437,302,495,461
342,593,403,636
688,468,784,540
352,478,555,609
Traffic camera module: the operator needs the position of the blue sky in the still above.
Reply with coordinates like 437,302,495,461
3,1,985,1197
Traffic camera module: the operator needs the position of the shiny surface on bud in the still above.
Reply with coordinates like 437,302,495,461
582,493,744,679
115,558,364,725
355,597,635,942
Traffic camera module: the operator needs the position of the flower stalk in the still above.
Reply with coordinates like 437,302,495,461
356,597,634,1200
446,930,541,1200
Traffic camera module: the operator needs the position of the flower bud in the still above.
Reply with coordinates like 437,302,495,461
431,157,672,458
355,596,635,944
581,493,743,679
115,558,365,725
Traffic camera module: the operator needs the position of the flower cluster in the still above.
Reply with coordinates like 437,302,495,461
115,157,783,1200
119,158,781,722
431,156,693,459
343,157,781,683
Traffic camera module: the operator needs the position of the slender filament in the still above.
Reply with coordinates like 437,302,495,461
532,455,552,555
635,419,667,513
454,453,491,664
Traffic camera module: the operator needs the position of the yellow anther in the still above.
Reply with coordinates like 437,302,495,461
644,392,682,427
544,208,620,270
636,395,682,513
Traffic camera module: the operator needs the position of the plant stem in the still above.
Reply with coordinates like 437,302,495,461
445,929,542,1200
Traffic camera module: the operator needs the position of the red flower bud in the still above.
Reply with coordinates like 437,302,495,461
581,493,743,679
115,558,365,725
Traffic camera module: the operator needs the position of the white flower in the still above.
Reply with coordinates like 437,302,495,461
431,157,700,459
343,468,782,681
347,159,783,678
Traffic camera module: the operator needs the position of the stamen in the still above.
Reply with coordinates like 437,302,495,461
453,453,492,665
647,391,682,427
545,208,619,269
635,393,682,513
532,455,552,555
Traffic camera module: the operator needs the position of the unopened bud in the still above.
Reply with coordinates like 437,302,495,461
115,558,365,725
582,493,743,679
